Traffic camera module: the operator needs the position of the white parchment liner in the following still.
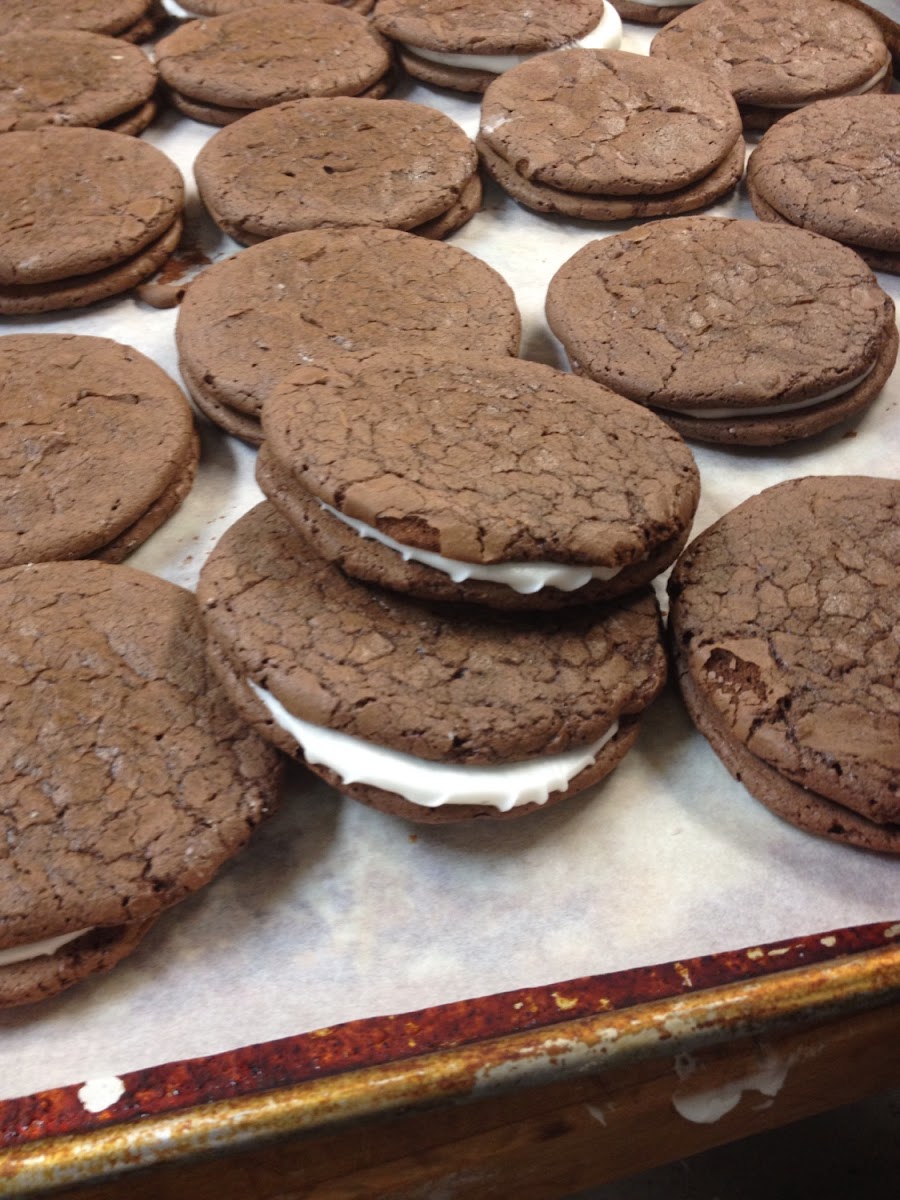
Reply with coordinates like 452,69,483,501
0,3,897,1104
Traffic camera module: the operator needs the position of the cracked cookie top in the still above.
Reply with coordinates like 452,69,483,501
0,334,197,567
0,30,157,132
198,503,667,764
0,560,281,949
545,217,896,411
668,476,900,823
373,0,606,54
155,3,391,109
747,96,900,253
193,98,477,237
0,128,183,284
0,0,149,36
176,227,521,417
261,349,699,566
479,49,741,196
649,0,889,107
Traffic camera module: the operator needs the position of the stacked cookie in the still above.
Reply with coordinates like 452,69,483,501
197,348,700,824
372,0,623,93
669,477,900,855
0,0,164,41
155,3,395,125
0,30,159,134
477,49,744,219
0,128,184,314
546,218,898,445
194,98,481,243
649,0,893,129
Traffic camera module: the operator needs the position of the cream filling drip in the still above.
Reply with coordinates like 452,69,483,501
677,362,877,419
765,62,889,109
321,503,622,593
0,928,92,968
408,4,622,74
250,681,619,811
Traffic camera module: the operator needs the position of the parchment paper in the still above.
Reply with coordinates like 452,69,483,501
1,2,898,1104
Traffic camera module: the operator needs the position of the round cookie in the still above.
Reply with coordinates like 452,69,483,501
747,95,900,276
0,559,282,1007
0,128,183,312
668,476,900,853
0,31,158,134
612,2,701,25
649,0,892,130
373,0,622,94
155,4,393,126
175,227,521,444
0,0,152,37
182,0,374,12
194,98,480,243
197,502,668,823
546,218,898,446
257,349,700,610
0,335,199,568
477,49,743,219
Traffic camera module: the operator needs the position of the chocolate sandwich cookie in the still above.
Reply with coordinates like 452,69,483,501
650,0,892,131
0,0,163,42
747,95,900,276
612,2,700,25
0,128,183,314
156,3,394,127
182,0,374,13
194,98,480,243
0,335,198,568
0,30,158,134
477,49,743,220
257,350,700,610
546,218,898,446
0,559,281,1007
198,503,667,823
373,0,622,94
668,476,900,854
176,227,521,444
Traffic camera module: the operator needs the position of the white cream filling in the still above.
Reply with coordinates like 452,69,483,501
321,502,622,594
408,4,622,74
250,681,619,811
766,62,889,109
677,362,877,419
631,0,698,6
0,928,92,968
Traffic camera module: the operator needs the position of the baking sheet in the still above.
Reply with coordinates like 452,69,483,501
1,1,898,1104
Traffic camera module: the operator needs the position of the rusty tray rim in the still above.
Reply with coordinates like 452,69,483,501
1,919,898,1195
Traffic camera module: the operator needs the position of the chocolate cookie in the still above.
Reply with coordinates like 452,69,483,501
0,0,162,41
0,128,184,314
198,502,667,823
194,98,480,243
668,476,900,854
0,559,281,1007
611,2,701,25
477,49,743,219
650,0,892,130
155,3,393,126
0,335,198,568
0,30,158,134
182,0,374,12
373,0,622,94
257,349,699,609
747,95,900,276
546,218,898,446
175,227,521,443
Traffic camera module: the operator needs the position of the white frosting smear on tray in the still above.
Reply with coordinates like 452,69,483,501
410,3,622,74
250,681,618,811
320,502,622,593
